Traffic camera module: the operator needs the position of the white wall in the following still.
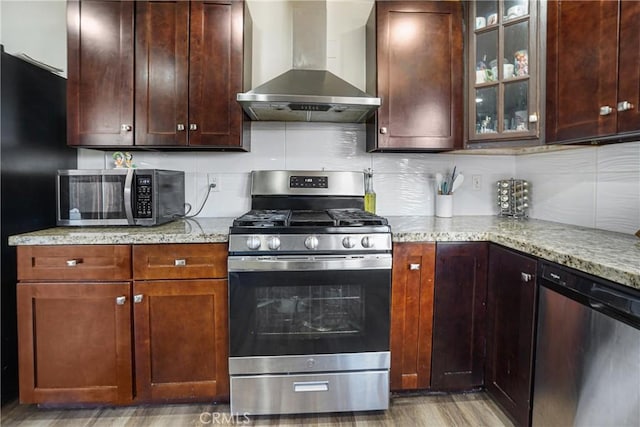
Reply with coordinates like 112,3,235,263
77,122,515,219
79,126,640,235
0,0,67,77
517,141,640,235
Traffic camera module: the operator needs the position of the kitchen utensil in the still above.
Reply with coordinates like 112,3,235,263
451,174,464,193
436,173,444,194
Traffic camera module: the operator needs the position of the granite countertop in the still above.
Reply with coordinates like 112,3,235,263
8,216,640,290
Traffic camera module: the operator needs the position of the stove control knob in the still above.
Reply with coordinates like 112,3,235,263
342,236,357,248
305,236,319,250
267,236,281,250
246,236,261,250
361,236,375,248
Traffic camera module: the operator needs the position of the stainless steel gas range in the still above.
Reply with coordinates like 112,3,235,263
228,170,392,416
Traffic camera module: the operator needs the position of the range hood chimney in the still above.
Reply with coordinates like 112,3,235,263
237,0,380,123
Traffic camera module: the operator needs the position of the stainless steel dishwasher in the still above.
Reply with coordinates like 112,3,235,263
532,261,640,426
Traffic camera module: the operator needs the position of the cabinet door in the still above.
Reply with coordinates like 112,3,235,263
486,244,537,427
188,1,244,148
616,0,640,134
546,0,618,143
390,243,435,391
135,0,190,146
372,1,463,151
133,279,229,402
431,242,488,390
17,282,132,404
67,0,134,147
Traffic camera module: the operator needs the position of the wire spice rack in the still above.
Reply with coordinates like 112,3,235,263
497,179,529,218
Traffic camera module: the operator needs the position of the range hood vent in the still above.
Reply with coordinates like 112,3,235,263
237,0,380,123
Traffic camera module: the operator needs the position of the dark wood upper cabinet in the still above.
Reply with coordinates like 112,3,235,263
486,244,537,427
431,242,487,391
390,242,436,391
136,0,246,149
367,1,463,152
67,0,134,147
68,0,247,150
546,0,640,144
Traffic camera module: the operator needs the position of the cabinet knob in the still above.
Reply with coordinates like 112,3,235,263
599,106,614,116
379,127,388,134
189,123,198,131
174,259,187,266
134,294,143,304
121,124,132,132
177,124,186,131
116,296,126,305
617,101,635,112
521,272,533,282
66,259,79,267
409,263,421,270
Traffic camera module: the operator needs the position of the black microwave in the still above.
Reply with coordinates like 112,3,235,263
56,169,185,226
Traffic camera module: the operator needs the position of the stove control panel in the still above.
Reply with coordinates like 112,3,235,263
289,175,328,189
229,233,392,253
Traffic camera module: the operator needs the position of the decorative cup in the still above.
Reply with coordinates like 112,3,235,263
475,17,486,29
487,13,498,25
476,70,486,84
504,64,514,78
435,194,453,218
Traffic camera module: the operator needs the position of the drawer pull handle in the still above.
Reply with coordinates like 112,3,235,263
409,263,421,270
66,259,79,267
521,272,533,282
175,259,187,266
293,381,329,393
115,296,126,305
134,294,143,304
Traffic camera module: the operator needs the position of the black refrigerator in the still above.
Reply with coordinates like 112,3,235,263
1,46,77,404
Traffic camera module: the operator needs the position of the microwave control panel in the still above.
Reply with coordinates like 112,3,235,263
135,175,153,218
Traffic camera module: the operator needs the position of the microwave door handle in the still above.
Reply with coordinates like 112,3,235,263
124,168,135,225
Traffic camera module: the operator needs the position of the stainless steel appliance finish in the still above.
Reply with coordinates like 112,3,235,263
532,262,640,427
237,1,380,123
251,170,364,196
56,169,185,226
237,69,381,123
228,170,392,416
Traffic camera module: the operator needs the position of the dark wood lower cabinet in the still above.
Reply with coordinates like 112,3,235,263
486,244,537,427
17,282,133,405
133,279,229,402
390,242,436,390
431,242,488,391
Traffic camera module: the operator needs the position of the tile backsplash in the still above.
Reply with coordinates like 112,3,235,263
77,123,639,235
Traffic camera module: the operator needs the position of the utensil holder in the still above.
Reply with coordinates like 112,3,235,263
497,179,529,218
436,194,453,218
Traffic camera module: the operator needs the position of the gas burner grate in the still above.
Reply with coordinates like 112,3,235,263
327,209,389,226
232,209,291,227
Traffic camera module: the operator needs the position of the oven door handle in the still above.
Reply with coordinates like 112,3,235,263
228,254,392,272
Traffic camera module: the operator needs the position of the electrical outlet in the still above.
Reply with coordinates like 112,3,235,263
472,175,482,191
207,174,220,192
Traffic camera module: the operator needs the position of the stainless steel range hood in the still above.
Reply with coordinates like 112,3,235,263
237,0,380,123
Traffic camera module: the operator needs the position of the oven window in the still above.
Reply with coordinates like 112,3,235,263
229,269,390,357
255,284,365,338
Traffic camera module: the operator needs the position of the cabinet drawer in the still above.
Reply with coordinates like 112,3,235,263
133,244,227,280
17,245,131,282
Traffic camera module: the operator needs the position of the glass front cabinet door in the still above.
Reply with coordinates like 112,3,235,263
467,0,542,144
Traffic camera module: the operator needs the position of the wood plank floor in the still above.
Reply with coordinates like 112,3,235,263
1,392,514,426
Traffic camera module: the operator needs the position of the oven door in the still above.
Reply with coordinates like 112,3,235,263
228,254,391,358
